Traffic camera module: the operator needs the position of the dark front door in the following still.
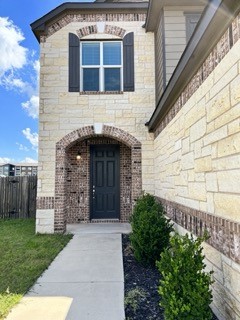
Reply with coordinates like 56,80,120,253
90,145,120,220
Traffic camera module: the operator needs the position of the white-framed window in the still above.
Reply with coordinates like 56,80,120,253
80,41,123,92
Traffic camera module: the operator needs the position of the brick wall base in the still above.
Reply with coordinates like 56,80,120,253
157,196,240,264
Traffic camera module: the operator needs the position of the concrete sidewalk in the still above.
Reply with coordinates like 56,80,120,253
6,223,131,320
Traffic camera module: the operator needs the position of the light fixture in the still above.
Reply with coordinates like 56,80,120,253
76,150,82,160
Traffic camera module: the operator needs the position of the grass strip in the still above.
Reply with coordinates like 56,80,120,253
0,219,72,319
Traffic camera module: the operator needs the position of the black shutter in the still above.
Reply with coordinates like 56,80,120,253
69,33,80,92
123,32,134,92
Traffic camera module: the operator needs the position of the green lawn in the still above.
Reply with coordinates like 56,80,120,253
0,219,72,319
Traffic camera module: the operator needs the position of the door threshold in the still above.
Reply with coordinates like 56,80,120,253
91,219,120,223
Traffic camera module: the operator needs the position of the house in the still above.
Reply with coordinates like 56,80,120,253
14,163,38,176
0,163,15,176
0,163,38,176
31,0,240,318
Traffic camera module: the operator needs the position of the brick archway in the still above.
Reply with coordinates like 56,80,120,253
54,125,142,232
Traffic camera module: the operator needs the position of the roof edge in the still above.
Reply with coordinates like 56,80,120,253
147,0,240,132
31,2,149,41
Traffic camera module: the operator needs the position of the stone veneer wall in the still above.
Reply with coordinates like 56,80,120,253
36,12,155,232
153,13,240,320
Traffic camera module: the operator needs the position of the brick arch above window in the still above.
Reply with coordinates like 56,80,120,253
76,24,126,39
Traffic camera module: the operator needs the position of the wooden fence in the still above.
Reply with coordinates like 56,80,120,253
0,176,37,219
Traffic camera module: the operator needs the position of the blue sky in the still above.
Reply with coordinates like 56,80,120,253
0,0,94,164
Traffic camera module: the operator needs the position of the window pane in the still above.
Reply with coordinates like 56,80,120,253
82,43,100,65
104,68,120,91
83,68,99,91
103,43,121,65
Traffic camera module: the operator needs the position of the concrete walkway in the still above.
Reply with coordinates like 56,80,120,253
6,223,131,320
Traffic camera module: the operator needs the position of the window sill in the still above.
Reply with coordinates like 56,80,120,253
79,91,124,95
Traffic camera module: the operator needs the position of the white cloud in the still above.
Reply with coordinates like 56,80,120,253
33,60,40,79
0,157,37,165
0,18,40,120
0,157,12,164
0,17,27,78
22,128,38,150
16,143,29,152
21,95,39,119
21,157,38,163
2,75,34,95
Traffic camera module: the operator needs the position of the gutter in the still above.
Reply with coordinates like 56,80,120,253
147,0,240,132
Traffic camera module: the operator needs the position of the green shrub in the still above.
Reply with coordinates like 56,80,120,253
130,193,173,266
157,232,213,320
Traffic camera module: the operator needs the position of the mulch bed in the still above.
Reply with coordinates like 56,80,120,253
122,234,219,320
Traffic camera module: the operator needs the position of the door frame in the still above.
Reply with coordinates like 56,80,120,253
90,144,120,220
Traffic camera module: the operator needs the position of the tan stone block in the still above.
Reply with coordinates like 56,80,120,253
211,297,226,320
206,121,215,134
43,58,54,66
206,172,218,192
230,74,240,107
195,156,212,172
182,137,190,154
203,242,222,268
174,171,188,186
172,161,181,175
195,173,205,182
58,95,78,105
77,96,89,105
217,132,240,158
129,94,150,104
53,57,68,67
193,139,203,159
212,154,240,171
199,201,207,212
228,118,240,135
188,182,206,201
207,85,230,122
215,104,240,130
210,64,238,99
217,170,240,193
181,151,194,170
116,117,135,126
201,145,212,157
223,262,240,303
207,192,215,213
175,196,200,210
184,101,206,129
44,122,59,131
214,193,240,222
224,296,240,320
41,66,60,74
44,80,66,87
203,125,228,146
190,117,207,142
188,170,195,182
177,186,189,198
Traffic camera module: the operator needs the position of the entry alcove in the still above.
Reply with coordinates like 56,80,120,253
65,137,132,223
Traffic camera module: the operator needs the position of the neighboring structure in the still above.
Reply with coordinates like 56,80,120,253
32,0,240,318
0,164,15,177
14,163,38,176
0,163,38,177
